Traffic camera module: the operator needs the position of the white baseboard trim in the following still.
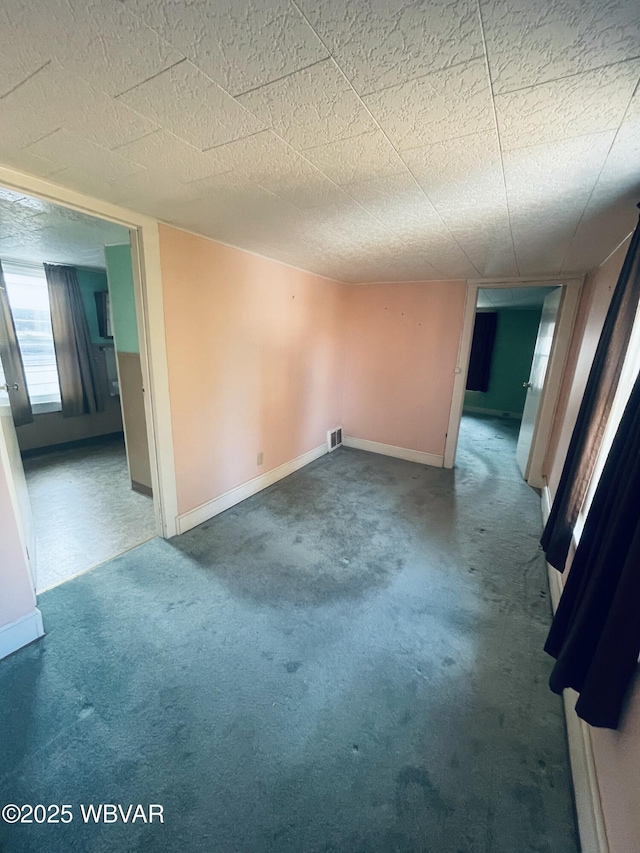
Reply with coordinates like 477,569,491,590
343,436,443,467
463,406,523,420
563,689,610,853
177,444,327,535
0,608,44,660
541,484,552,525
543,492,608,853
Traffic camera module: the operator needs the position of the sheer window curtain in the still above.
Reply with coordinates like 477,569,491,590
541,212,640,570
0,260,34,426
44,264,104,418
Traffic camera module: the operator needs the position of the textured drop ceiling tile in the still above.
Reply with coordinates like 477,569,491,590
236,59,375,150
403,131,519,275
115,129,232,183
395,235,479,279
0,61,158,153
296,0,483,95
496,61,640,151
26,129,145,183
3,0,185,98
363,59,493,150
481,0,640,94
124,0,327,96
562,100,640,270
117,61,265,151
504,131,616,274
0,146,61,180
0,3,50,98
302,131,405,185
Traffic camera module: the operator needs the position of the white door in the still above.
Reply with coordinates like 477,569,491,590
516,288,562,479
0,359,36,590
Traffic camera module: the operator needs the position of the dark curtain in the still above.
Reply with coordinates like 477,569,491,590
44,264,104,418
466,311,497,392
541,214,640,570
545,368,640,729
0,261,34,426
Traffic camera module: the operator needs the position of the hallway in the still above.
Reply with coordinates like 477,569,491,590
0,417,577,852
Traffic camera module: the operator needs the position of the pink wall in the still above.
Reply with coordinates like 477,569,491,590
158,225,346,516
544,240,627,493
0,459,36,627
544,237,640,853
342,281,466,457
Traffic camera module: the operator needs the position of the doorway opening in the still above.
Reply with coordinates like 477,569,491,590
0,187,157,592
445,279,582,488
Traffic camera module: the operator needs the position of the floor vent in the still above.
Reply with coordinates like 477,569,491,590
327,426,343,452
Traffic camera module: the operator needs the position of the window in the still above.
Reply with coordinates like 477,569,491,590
2,260,61,412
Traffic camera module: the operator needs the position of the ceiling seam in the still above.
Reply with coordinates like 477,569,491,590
113,57,188,99
288,0,482,278
357,55,486,99
494,53,640,97
230,57,331,97
474,0,521,277
558,73,640,273
0,60,52,100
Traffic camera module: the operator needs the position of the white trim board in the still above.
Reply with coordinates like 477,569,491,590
0,609,44,660
177,444,327,535
343,436,443,467
543,491,608,853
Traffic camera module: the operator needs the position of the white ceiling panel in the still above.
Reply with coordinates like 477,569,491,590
2,0,186,98
403,131,518,276
26,129,145,184
481,0,640,94
562,95,640,271
236,59,376,150
0,187,128,267
124,0,328,96
495,61,640,151
0,0,638,282
504,132,616,274
117,60,265,151
477,285,556,309
296,0,484,95
363,59,494,150
302,131,404,186
115,129,232,184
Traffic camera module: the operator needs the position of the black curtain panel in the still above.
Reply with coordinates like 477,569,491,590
0,261,34,427
44,264,104,418
545,368,640,729
466,311,497,393
541,212,640,570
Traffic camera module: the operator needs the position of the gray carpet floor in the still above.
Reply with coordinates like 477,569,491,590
0,414,578,853
22,436,156,593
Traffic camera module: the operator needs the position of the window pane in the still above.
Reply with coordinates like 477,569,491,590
2,260,61,407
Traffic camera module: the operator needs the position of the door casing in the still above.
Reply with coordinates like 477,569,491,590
444,276,583,487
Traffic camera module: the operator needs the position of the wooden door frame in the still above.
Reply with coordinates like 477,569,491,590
444,276,584,487
0,164,178,538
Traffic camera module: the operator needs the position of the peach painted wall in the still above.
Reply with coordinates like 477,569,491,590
544,236,640,853
158,225,346,516
544,239,627,494
0,458,36,627
342,281,466,457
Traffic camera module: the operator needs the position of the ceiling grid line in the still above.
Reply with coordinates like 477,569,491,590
289,0,483,277
474,0,521,277
559,73,640,273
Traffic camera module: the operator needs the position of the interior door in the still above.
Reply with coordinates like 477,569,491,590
516,288,562,479
0,359,36,590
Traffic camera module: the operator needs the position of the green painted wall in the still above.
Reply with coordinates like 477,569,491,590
105,243,139,354
464,308,542,416
77,268,111,345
